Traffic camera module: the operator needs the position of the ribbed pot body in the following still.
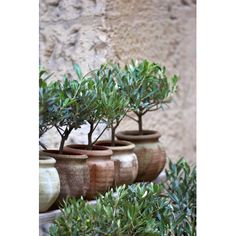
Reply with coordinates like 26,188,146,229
40,150,90,203
96,140,138,187
39,155,60,213
64,145,114,200
116,130,166,182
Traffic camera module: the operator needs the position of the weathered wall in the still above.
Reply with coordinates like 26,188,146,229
40,0,108,76
39,0,196,164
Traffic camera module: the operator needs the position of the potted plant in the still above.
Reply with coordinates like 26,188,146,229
39,69,60,212
39,72,90,204
116,59,179,182
64,64,114,200
94,63,139,187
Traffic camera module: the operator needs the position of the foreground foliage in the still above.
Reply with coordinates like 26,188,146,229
50,159,196,236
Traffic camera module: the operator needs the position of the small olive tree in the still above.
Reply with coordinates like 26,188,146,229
97,63,129,146
50,78,86,153
73,64,110,150
39,68,88,153
120,59,179,135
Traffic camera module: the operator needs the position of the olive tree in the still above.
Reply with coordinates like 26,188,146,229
120,59,179,135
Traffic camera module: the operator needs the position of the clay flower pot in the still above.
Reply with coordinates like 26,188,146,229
116,130,166,182
40,150,90,204
64,144,114,200
39,155,60,213
95,140,138,187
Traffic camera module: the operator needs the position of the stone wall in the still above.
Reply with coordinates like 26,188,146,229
39,0,196,164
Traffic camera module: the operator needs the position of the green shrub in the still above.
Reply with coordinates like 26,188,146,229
49,159,196,236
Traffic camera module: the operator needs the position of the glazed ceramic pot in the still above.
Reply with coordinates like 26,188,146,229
95,140,138,187
40,150,90,204
64,144,114,200
39,155,60,213
116,130,166,182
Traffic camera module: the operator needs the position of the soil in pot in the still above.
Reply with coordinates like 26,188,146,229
39,155,60,213
40,150,90,205
95,140,138,187
116,130,166,182
64,144,114,200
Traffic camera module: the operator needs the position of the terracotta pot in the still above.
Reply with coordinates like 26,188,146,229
116,130,166,182
39,155,60,213
40,150,90,204
64,145,114,200
95,140,138,187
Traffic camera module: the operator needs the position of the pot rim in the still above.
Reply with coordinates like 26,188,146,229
64,144,113,157
95,140,135,151
39,156,56,165
116,130,161,142
40,150,88,160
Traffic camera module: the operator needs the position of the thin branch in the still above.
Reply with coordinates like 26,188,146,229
39,141,47,150
115,112,126,129
114,120,120,130
92,119,101,132
92,125,108,145
143,107,160,115
57,126,64,132
143,104,160,115
126,114,139,123
148,108,160,112
55,125,63,137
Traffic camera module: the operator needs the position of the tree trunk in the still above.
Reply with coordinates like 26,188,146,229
59,137,66,154
59,127,73,154
111,124,115,146
138,113,143,135
88,123,94,150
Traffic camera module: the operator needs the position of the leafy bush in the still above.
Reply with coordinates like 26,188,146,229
49,159,196,236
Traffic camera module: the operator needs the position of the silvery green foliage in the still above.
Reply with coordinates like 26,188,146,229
123,59,178,114
50,159,196,236
73,64,111,148
73,63,130,148
119,59,179,133
39,66,88,152
95,63,130,146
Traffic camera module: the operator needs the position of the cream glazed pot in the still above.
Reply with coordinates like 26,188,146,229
39,155,60,213
96,140,138,187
